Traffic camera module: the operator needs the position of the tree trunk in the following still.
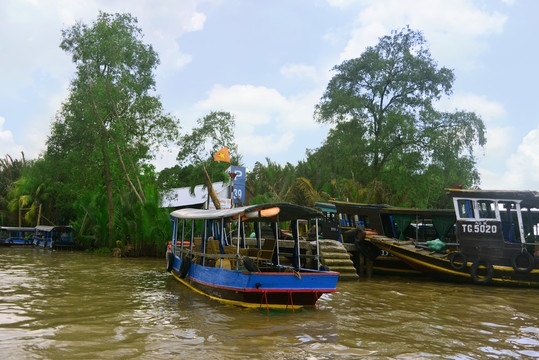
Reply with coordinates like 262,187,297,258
101,139,115,247
203,164,221,209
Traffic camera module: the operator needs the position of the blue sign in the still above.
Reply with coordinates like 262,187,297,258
227,165,246,185
227,166,246,204
232,184,245,205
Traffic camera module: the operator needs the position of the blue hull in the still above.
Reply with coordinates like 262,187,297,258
170,254,339,310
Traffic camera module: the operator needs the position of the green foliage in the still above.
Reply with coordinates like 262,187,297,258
176,111,238,166
0,154,27,225
311,26,485,207
40,11,180,248
246,159,298,204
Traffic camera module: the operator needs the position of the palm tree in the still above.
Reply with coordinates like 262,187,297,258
8,175,50,226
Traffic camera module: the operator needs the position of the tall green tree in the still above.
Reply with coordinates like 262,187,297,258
0,154,26,224
246,159,297,204
48,11,178,245
176,111,238,166
314,26,485,206
163,111,239,194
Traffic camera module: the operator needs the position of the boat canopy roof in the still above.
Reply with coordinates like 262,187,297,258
170,202,322,222
447,189,539,208
35,225,73,232
314,202,337,213
330,200,454,217
0,226,35,232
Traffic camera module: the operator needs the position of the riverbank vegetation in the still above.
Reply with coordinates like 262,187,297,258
0,15,485,256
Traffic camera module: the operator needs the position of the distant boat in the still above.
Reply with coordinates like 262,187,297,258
0,226,35,246
166,203,340,312
368,189,539,287
33,225,75,249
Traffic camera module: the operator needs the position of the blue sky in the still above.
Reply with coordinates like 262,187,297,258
1,0,538,191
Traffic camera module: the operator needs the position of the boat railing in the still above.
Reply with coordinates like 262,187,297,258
172,241,323,271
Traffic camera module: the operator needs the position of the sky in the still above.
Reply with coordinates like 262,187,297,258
1,0,538,191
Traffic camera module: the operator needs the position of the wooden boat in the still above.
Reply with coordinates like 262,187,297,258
166,203,340,312
0,226,35,246
368,189,539,287
329,200,457,276
33,225,75,249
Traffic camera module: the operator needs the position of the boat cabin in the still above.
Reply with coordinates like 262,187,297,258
448,189,539,266
330,200,456,246
0,226,35,246
313,202,340,240
34,225,75,249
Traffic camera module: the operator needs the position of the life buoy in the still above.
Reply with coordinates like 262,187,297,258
179,257,191,279
512,251,535,273
470,258,493,284
242,257,260,272
166,251,174,272
448,252,467,270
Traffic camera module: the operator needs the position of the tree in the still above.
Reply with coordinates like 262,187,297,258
246,159,297,204
0,154,26,224
314,26,485,206
7,159,52,226
167,111,239,204
51,12,178,244
176,111,238,166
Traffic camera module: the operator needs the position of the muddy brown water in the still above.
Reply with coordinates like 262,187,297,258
1,247,538,359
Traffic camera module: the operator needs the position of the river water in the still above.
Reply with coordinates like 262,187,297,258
1,247,538,359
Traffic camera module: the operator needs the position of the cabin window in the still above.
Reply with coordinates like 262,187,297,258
457,199,475,219
477,200,497,219
499,201,521,243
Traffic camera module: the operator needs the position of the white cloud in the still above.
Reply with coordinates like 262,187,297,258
280,63,319,81
437,93,507,124
0,0,213,162
0,117,24,157
498,127,539,190
337,0,507,71
193,84,326,159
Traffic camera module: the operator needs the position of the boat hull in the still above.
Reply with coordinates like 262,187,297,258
170,254,339,309
372,254,423,276
370,236,539,288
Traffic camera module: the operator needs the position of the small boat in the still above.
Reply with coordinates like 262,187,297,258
0,226,35,246
368,189,539,287
33,225,75,249
166,203,340,312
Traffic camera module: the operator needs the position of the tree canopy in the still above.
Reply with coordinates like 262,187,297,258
312,26,485,206
45,11,178,248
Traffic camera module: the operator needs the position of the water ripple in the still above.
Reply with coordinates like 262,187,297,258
1,248,538,359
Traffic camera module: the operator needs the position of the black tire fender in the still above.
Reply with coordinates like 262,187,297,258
470,258,493,284
166,251,174,272
242,257,260,272
448,252,467,270
512,251,535,273
179,256,191,279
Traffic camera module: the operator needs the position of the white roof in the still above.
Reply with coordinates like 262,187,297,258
170,205,254,220
160,182,229,208
170,203,323,222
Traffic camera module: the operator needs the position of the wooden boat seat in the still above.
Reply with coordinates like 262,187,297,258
255,238,277,269
206,238,220,254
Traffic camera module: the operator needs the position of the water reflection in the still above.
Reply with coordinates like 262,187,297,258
0,247,537,359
